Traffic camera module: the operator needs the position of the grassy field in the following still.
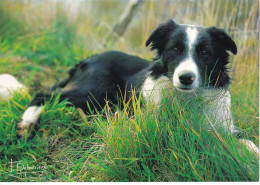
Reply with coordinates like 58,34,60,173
0,0,259,182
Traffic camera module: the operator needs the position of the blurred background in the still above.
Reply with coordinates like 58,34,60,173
0,0,258,136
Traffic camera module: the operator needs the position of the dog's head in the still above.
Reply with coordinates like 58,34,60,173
146,20,237,91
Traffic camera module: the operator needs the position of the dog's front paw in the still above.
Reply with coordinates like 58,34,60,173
16,120,37,139
16,106,43,139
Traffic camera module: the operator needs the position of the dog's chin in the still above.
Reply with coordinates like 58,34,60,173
175,86,196,92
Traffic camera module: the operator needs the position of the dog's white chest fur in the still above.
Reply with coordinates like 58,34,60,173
202,89,235,133
141,75,235,133
142,74,173,105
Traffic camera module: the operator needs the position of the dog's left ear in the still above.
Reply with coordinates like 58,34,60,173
146,19,178,54
207,27,237,55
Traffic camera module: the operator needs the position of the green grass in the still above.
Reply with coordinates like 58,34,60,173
0,0,259,182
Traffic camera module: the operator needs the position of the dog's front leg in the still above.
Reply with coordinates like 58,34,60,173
239,139,259,154
204,90,259,155
16,92,49,139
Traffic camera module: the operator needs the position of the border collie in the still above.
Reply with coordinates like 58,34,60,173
16,20,259,153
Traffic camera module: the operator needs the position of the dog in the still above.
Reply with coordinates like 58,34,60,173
16,20,259,154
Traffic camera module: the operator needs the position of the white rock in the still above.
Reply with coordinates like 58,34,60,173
0,74,26,100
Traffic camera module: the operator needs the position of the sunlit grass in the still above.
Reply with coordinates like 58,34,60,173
83,93,258,181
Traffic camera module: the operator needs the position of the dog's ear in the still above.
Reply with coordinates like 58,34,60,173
207,27,237,55
146,20,178,54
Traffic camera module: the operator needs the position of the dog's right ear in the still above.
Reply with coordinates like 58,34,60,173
145,20,178,54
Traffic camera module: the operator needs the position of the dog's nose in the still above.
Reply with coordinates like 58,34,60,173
179,72,195,86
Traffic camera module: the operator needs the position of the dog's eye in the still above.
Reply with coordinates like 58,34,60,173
199,50,209,57
171,47,180,53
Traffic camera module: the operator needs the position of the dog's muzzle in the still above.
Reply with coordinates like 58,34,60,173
173,59,200,91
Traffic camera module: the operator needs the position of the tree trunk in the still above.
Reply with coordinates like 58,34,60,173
104,0,143,47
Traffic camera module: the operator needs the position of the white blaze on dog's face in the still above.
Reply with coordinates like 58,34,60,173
172,27,200,91
146,20,237,91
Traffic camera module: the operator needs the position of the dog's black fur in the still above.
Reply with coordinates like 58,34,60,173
30,51,152,112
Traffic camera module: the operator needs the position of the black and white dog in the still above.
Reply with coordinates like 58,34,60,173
16,20,258,153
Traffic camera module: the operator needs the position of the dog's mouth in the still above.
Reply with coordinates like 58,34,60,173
176,86,195,92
